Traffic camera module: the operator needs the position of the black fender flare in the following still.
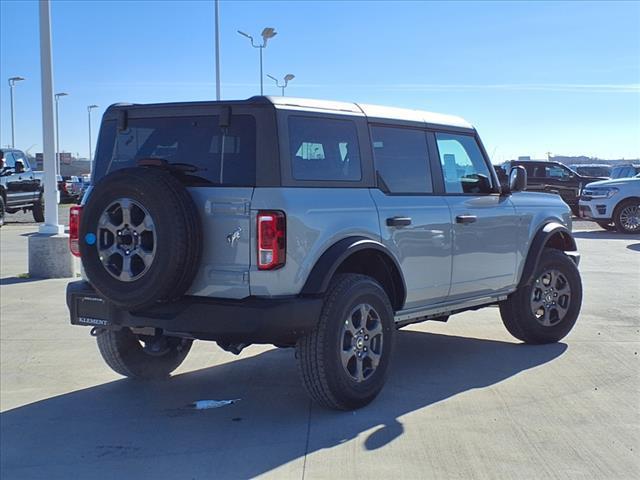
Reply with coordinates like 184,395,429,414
301,236,407,308
518,222,578,287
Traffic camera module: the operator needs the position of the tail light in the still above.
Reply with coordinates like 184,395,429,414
69,205,82,257
257,211,285,270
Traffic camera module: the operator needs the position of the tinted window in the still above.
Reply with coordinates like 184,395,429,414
289,116,361,181
94,115,256,185
436,133,493,194
546,165,571,179
371,126,432,193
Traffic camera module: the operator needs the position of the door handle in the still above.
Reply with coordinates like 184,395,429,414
456,215,477,224
386,216,412,227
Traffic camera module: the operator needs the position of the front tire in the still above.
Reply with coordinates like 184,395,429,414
96,328,192,379
296,274,395,410
0,196,5,227
500,248,582,344
613,199,640,234
32,195,44,223
595,221,615,231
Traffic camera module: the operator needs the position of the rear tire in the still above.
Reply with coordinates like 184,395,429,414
500,248,582,344
296,274,395,410
32,195,44,223
96,328,192,379
613,199,640,234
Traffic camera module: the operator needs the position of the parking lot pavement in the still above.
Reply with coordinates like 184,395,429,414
1,223,638,480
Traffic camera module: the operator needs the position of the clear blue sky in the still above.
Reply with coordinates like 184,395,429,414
1,0,639,162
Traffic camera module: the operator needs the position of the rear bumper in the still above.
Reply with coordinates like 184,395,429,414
66,281,323,344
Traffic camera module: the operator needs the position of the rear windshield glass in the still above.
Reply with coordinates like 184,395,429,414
288,116,362,181
93,114,256,186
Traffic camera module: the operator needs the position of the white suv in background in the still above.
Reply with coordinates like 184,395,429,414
579,175,640,233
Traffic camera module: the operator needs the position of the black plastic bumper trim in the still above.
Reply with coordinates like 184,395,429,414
66,281,322,344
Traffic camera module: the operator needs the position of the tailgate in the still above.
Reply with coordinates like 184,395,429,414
186,187,254,299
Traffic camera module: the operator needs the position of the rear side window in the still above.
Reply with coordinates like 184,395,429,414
370,126,432,193
288,116,362,181
94,115,256,186
436,133,493,194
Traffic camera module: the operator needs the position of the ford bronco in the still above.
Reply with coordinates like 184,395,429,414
66,97,582,410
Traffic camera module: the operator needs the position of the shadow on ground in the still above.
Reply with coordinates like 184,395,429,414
1,331,566,478
0,276,40,286
572,230,640,240
626,243,640,252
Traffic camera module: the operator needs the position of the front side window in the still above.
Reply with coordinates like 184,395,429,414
371,126,432,193
436,133,493,194
546,165,572,180
13,152,30,172
288,116,362,181
95,114,256,186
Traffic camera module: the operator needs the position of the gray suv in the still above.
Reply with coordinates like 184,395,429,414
66,97,582,410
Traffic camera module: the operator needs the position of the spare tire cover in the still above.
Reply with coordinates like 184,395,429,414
80,167,202,310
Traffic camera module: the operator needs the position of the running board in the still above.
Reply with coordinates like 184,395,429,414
394,292,511,326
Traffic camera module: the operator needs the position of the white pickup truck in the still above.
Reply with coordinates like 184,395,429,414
579,175,640,233
0,148,44,226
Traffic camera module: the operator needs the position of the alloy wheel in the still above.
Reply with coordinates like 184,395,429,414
619,204,640,232
530,269,571,327
97,198,156,282
339,303,384,382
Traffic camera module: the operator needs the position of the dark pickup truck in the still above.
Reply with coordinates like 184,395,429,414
0,148,44,226
501,160,607,215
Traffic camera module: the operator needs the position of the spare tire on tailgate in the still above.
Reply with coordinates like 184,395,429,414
80,167,202,310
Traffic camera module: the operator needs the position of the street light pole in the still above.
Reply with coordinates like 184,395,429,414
8,76,25,148
214,0,221,101
54,92,68,175
87,104,98,174
237,28,277,95
267,73,295,96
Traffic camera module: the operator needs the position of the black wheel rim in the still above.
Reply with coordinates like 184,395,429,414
97,198,157,282
339,303,384,382
530,269,571,327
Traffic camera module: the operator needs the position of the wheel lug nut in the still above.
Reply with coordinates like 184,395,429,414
364,335,369,340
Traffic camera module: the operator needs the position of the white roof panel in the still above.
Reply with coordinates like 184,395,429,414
267,96,473,129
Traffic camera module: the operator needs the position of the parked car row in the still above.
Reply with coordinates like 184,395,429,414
1,148,92,226
497,160,640,234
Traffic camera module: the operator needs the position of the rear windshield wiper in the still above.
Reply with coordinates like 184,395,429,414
136,157,206,174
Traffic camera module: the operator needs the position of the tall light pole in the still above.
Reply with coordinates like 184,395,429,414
87,104,98,174
237,27,277,95
54,92,68,175
267,73,295,96
214,0,221,101
8,76,26,148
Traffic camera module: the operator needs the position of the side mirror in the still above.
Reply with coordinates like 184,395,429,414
508,166,527,193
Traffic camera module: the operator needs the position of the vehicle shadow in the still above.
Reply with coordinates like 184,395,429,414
627,243,640,252
0,276,41,286
0,330,566,478
572,230,640,240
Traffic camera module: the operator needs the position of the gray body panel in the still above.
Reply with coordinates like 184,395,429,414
185,187,254,299
444,194,519,299
369,189,452,308
249,188,381,297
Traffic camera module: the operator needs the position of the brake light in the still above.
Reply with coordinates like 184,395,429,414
257,211,285,270
69,205,82,257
